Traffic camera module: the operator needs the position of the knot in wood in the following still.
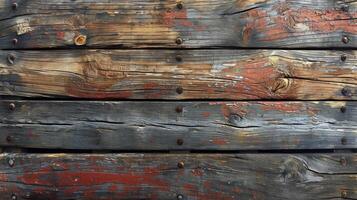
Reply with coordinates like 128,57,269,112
74,34,87,46
271,78,291,94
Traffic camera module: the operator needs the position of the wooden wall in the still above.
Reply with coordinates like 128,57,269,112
0,0,356,199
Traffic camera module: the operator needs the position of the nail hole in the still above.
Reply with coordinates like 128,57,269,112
340,157,347,166
175,55,183,62
340,106,346,113
177,139,184,146
341,137,347,145
6,136,12,143
176,2,183,9
175,106,183,113
11,3,18,10
341,88,352,97
176,87,183,94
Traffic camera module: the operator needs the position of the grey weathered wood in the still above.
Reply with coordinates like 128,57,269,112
0,153,355,200
1,100,356,150
1,50,357,100
0,0,356,49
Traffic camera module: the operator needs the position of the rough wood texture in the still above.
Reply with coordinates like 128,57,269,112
0,153,356,200
0,0,356,49
1,50,357,100
1,100,356,150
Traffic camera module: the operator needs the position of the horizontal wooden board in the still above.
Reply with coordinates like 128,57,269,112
1,100,356,150
0,153,355,200
0,0,356,49
1,50,357,100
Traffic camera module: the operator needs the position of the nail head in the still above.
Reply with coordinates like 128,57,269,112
341,137,347,145
176,2,183,10
340,55,347,62
12,38,18,45
340,4,349,12
177,194,184,200
176,37,183,45
7,54,15,65
342,36,349,44
9,103,15,111
176,87,183,94
177,161,185,168
11,194,17,200
341,190,347,198
175,55,183,62
341,88,352,97
11,2,18,10
340,157,347,166
175,106,183,113
340,106,346,113
8,158,14,167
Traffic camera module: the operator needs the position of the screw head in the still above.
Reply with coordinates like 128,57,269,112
340,55,347,62
342,36,349,44
9,103,16,111
176,87,183,94
176,37,183,45
11,194,17,200
177,139,184,146
11,2,18,10
340,106,346,113
176,2,183,10
74,34,87,46
177,161,185,168
7,54,15,65
8,158,15,167
177,194,184,200
12,38,18,45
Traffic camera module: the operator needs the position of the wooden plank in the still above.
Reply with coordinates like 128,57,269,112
1,100,356,150
0,0,356,49
1,50,357,100
0,153,355,200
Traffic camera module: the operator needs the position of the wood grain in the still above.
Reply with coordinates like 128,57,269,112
0,153,355,200
0,0,356,49
1,50,357,100
1,100,356,150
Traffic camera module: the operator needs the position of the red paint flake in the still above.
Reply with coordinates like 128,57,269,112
191,168,204,177
143,82,159,90
66,87,133,99
56,32,65,40
201,112,211,118
162,9,206,31
259,102,303,113
211,138,228,145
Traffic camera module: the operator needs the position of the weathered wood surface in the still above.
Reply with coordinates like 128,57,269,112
1,50,357,100
0,153,355,200
1,100,356,150
0,0,356,49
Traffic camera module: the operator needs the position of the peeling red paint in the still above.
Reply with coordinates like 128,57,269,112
162,9,206,31
201,112,211,118
259,102,303,113
212,138,228,145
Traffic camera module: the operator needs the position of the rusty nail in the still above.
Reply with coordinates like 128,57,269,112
6,136,12,143
340,106,346,113
176,2,183,10
176,106,183,113
11,2,18,10
8,158,14,167
341,137,347,145
176,86,183,94
176,37,183,45
9,103,15,111
7,54,15,65
342,36,349,44
341,190,347,198
341,88,352,97
340,157,347,166
12,38,18,45
177,161,185,168
177,139,184,146
177,194,184,200
11,194,17,200
74,34,87,46
175,55,183,62
340,55,347,62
